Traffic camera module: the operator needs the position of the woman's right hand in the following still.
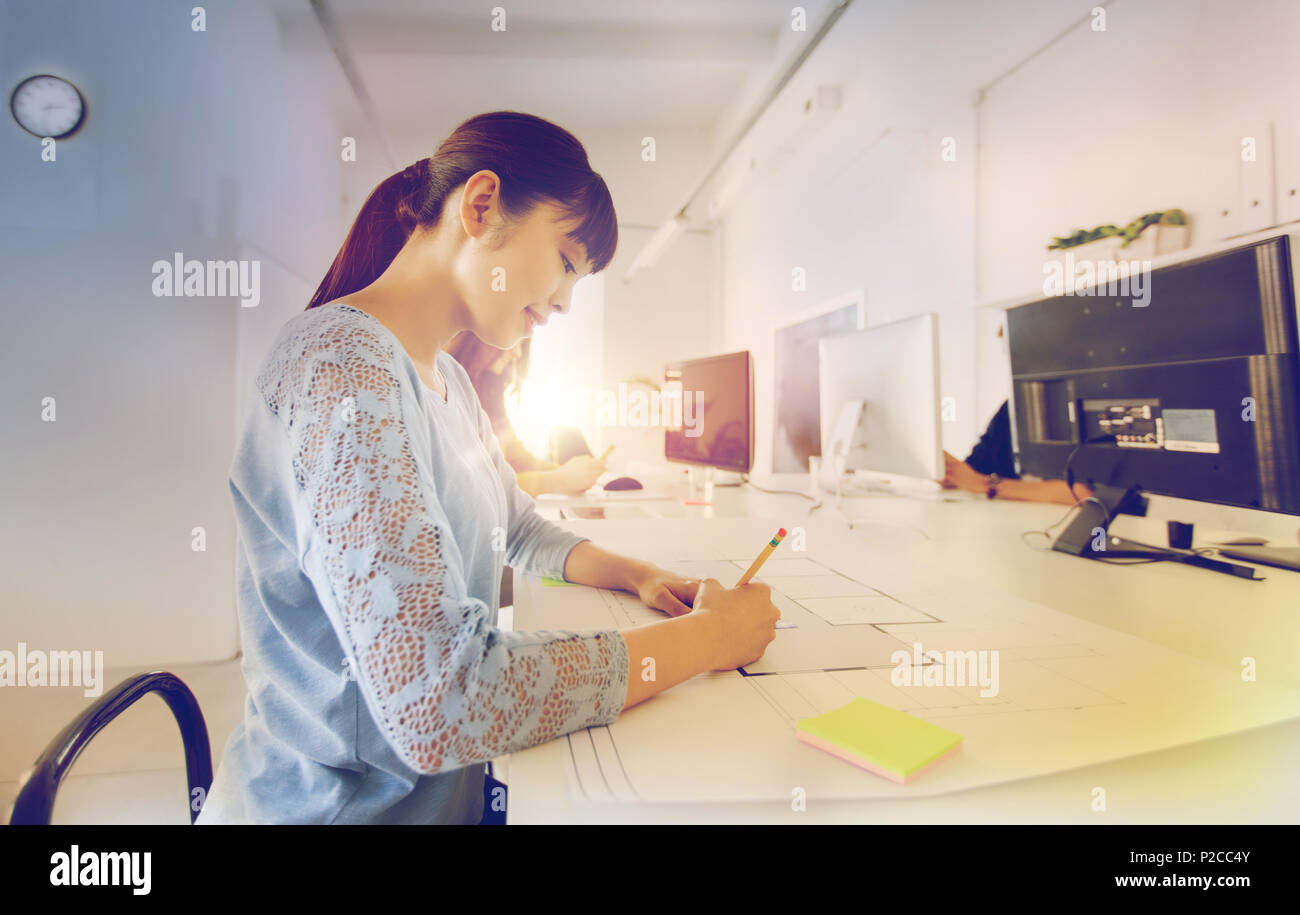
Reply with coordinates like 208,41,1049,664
691,577,780,670
545,455,607,493
940,450,989,493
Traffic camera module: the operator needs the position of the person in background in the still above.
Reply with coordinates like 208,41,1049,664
444,329,607,496
941,400,1090,506
941,322,1089,506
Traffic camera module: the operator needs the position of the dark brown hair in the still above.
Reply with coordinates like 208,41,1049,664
445,331,531,399
306,111,617,311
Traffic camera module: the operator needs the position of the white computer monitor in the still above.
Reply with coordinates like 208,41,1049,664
817,313,942,483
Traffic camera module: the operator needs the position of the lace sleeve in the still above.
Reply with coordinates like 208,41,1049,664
257,310,629,776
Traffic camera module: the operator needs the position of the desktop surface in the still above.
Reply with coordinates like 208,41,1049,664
504,479,1300,823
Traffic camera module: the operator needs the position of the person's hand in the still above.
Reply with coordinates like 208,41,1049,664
545,454,608,493
631,566,700,617
692,578,780,671
939,450,989,494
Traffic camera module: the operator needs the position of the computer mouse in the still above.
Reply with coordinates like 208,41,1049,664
603,476,643,491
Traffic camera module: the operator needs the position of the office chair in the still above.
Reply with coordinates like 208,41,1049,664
8,671,213,825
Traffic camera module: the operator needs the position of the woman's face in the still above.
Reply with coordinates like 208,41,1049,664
452,171,592,349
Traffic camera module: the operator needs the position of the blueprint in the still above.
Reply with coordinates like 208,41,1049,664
513,518,1300,804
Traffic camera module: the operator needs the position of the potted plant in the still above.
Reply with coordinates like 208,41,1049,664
1046,223,1123,266
1117,209,1189,259
1046,209,1189,264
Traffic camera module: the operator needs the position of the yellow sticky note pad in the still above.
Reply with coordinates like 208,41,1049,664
796,697,962,785
540,576,576,587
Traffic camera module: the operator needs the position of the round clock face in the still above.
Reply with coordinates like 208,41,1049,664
10,74,86,139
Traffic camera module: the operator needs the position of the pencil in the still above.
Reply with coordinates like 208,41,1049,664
599,445,615,460
735,527,787,586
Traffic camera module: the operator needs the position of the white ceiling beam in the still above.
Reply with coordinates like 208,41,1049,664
308,0,400,169
278,13,778,61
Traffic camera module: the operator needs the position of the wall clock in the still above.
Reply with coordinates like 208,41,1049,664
10,74,87,139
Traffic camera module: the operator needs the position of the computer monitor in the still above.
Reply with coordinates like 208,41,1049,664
664,350,754,473
817,313,943,483
1007,234,1300,564
772,292,865,472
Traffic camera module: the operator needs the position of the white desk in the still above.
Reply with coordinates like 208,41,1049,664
505,475,1300,823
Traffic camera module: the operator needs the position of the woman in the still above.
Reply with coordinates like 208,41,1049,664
197,111,779,824
444,330,607,496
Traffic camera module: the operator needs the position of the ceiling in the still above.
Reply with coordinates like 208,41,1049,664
263,0,1101,215
268,0,823,159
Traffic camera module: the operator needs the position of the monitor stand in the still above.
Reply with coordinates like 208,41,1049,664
1051,482,1260,579
838,471,944,500
1050,482,1148,557
686,466,744,503
686,466,712,504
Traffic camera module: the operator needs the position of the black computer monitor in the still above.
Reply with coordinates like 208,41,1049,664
664,350,754,473
1007,235,1300,565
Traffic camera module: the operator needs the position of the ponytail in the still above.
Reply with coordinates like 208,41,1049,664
306,159,433,310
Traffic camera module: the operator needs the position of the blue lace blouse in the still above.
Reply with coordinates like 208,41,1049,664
196,303,630,824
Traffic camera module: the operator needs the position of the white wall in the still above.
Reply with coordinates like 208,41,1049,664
557,127,723,470
727,117,980,476
714,0,1300,533
980,0,1300,306
0,0,347,666
716,1,985,475
595,227,720,468
976,0,1300,536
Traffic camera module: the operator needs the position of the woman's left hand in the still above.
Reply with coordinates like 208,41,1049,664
631,566,700,618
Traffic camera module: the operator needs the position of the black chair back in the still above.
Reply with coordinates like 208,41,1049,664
9,671,213,825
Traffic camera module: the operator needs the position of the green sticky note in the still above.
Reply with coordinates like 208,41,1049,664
796,697,962,784
540,576,576,587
